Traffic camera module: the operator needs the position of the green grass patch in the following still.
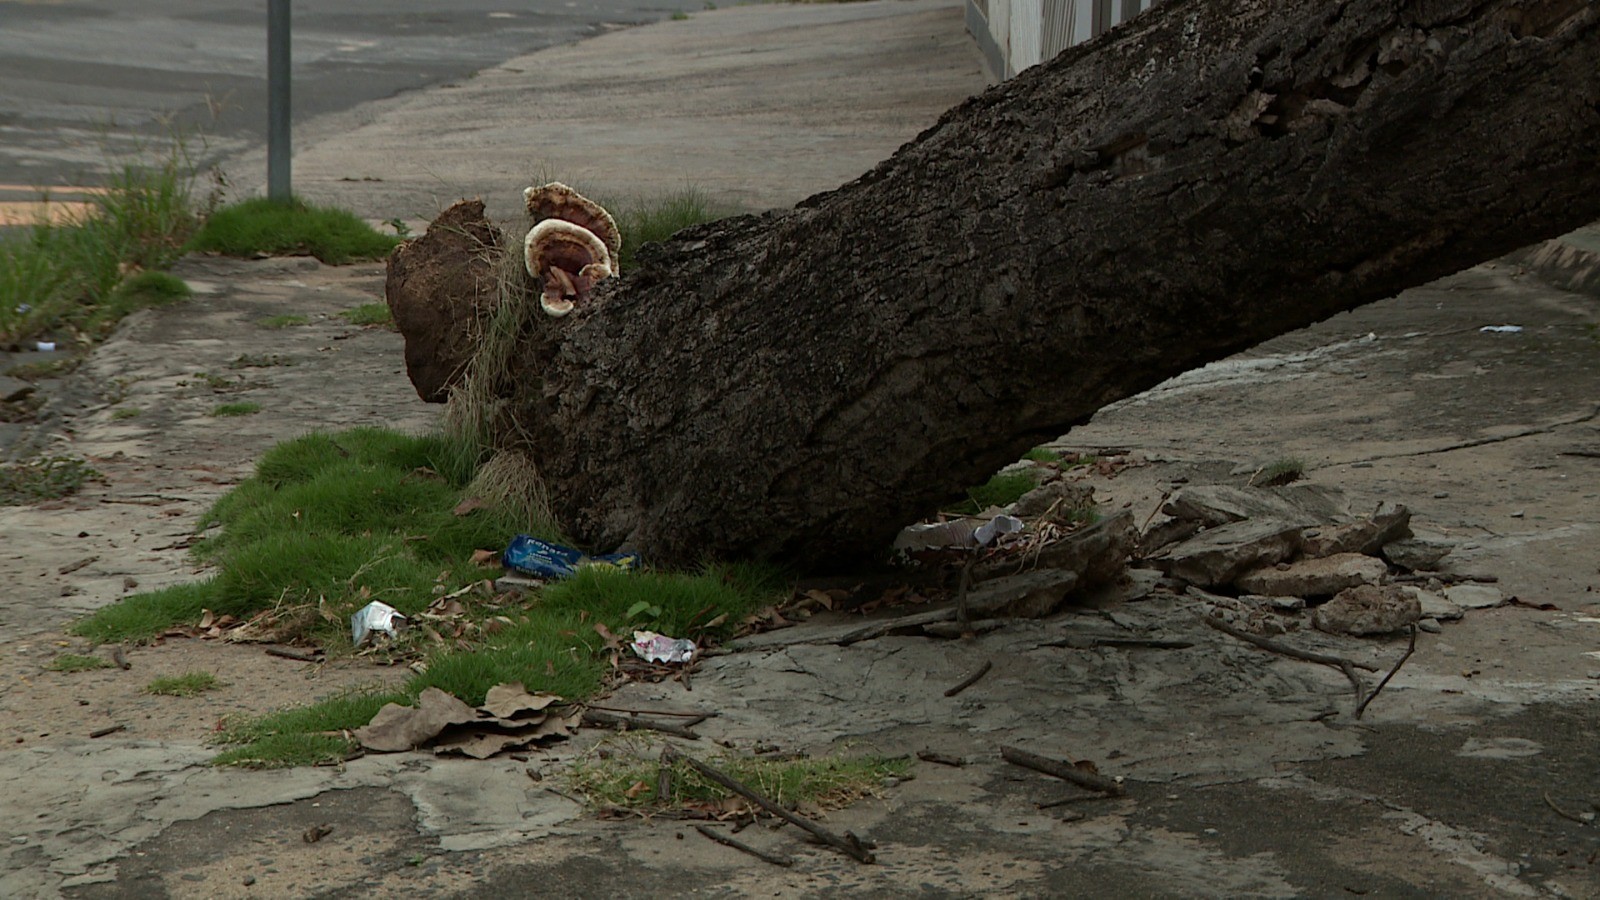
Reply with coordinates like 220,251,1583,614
256,314,308,329
210,401,261,417
338,302,393,327
228,353,295,369
946,470,1040,516
211,733,359,769
111,407,142,420
68,425,786,766
84,270,191,336
1023,447,1062,463
610,189,730,271
0,456,101,505
145,671,222,696
0,140,200,344
47,653,114,673
5,357,79,381
188,197,399,264
568,739,910,811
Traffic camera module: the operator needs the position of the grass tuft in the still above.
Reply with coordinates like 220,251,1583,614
610,189,729,271
256,314,308,329
0,457,101,505
47,653,114,673
210,401,261,417
947,470,1040,516
568,739,911,811
338,302,394,327
145,671,222,696
188,197,399,264
1023,447,1062,463
211,733,358,769
111,407,142,420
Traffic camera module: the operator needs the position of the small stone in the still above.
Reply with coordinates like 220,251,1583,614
1433,492,1449,499
1313,584,1421,635
1510,510,1525,518
1417,618,1443,634
1235,553,1388,597
1250,593,1305,611
243,875,257,887
1445,584,1505,610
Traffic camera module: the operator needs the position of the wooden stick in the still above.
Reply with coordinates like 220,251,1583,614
1354,625,1417,719
695,824,795,868
265,646,321,663
657,749,674,805
663,748,875,863
582,709,700,740
1201,615,1379,671
1543,791,1594,827
1000,745,1125,796
944,660,993,697
89,724,125,739
916,750,967,767
585,704,715,719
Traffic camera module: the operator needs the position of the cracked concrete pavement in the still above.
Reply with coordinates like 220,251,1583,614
3,1,1600,897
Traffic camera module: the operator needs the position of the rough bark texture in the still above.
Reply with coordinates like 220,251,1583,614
489,0,1599,568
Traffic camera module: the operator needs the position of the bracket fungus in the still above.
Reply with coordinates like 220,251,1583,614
523,182,622,317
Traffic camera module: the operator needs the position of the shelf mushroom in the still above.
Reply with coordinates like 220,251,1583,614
522,182,623,318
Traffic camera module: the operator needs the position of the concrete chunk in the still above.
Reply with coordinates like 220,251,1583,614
1312,584,1421,635
1234,552,1388,597
1149,518,1304,587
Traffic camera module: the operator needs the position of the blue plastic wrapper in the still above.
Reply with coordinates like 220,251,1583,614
502,534,639,579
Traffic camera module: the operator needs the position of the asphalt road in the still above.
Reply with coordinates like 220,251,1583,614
0,0,705,196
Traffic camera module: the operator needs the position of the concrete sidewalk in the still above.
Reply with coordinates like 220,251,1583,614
226,0,990,228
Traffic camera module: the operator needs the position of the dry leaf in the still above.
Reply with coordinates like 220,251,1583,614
452,497,489,517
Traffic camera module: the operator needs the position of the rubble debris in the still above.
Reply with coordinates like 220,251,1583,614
974,510,1136,587
1011,480,1095,520
1148,518,1304,587
1300,502,1410,557
1408,589,1464,621
1312,584,1422,636
631,631,696,664
1444,583,1505,610
1381,537,1454,571
1234,552,1388,597
1162,484,1345,529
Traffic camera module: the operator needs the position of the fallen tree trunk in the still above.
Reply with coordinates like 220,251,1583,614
449,0,1600,568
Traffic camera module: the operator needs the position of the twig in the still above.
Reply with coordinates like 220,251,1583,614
663,747,874,863
955,551,977,628
916,750,968,767
657,748,674,805
583,709,700,740
1203,615,1372,711
1544,791,1593,827
1202,615,1379,671
1354,625,1417,719
943,660,993,697
265,646,322,663
585,704,715,719
695,824,794,868
57,556,99,575
999,745,1125,797
110,645,130,670
89,724,125,738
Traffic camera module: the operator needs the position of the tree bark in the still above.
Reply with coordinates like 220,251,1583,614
491,0,1600,568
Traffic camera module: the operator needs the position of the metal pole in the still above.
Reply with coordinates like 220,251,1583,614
267,0,291,202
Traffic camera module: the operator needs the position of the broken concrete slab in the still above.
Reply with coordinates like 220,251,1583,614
1010,478,1095,520
1445,583,1506,610
1300,502,1411,557
1148,518,1304,587
1407,588,1465,621
1382,537,1454,571
1162,484,1346,529
1234,552,1388,597
1312,584,1422,636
